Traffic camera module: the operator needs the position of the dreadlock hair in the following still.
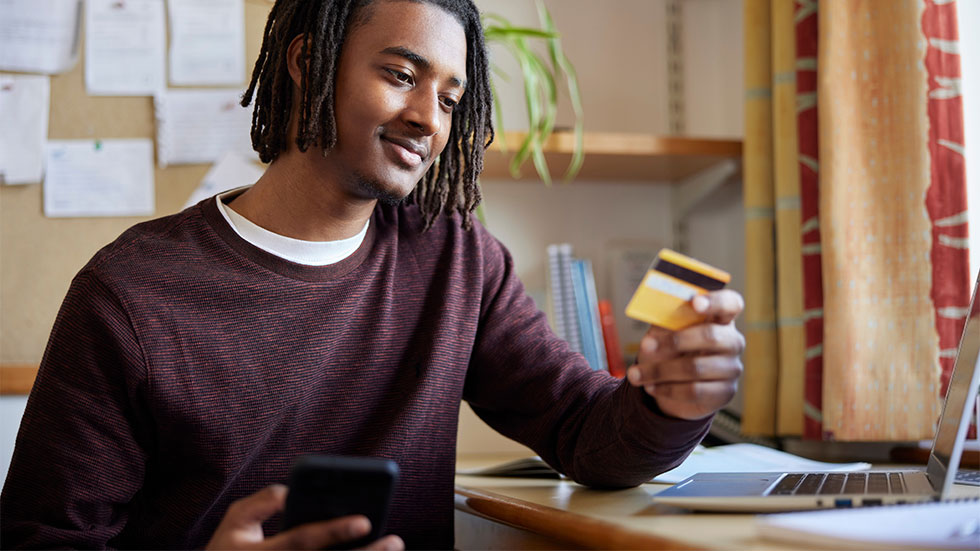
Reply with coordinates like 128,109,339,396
241,0,494,230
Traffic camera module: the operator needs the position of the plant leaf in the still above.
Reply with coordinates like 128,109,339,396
484,26,558,39
482,6,583,185
537,1,584,182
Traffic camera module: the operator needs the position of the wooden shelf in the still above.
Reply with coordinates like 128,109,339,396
482,131,742,182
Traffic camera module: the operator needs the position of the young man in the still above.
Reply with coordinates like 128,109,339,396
1,0,745,549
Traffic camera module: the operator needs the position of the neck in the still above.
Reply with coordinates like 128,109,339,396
228,149,377,242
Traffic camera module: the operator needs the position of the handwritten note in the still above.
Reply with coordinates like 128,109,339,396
85,0,166,96
155,88,257,166
168,0,246,85
0,0,81,74
44,139,154,217
184,151,265,209
0,75,49,185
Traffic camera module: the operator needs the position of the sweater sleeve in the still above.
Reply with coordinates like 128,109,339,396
462,229,711,488
0,270,151,549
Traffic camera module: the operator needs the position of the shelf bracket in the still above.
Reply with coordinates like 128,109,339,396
671,159,740,253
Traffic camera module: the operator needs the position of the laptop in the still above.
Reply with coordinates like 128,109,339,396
653,270,980,512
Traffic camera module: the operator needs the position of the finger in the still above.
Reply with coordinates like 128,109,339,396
636,326,681,364
262,515,371,550
672,323,745,356
360,535,405,551
632,355,743,385
649,380,739,420
692,289,744,325
224,485,288,527
628,330,682,386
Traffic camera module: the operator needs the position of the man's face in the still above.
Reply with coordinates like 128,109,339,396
324,0,468,204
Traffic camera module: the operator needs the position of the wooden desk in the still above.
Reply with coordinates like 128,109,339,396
453,455,980,550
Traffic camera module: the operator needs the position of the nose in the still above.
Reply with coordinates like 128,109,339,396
403,87,442,137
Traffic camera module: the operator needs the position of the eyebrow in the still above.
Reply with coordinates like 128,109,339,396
380,46,466,89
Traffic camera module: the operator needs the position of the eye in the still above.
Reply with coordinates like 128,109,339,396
384,68,413,85
440,96,458,111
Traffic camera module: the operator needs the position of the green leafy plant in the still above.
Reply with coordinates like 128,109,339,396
481,1,584,185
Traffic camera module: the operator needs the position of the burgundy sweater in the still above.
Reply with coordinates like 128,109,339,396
1,197,710,550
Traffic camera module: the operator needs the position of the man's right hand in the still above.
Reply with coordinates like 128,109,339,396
205,484,404,551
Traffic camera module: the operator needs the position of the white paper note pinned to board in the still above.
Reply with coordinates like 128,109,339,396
44,139,155,218
0,0,82,74
154,88,257,166
168,0,246,85
0,74,50,185
85,0,166,96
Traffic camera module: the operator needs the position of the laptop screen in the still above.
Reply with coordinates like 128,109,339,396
927,271,980,495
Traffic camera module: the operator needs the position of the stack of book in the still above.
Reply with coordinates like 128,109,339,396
546,244,625,377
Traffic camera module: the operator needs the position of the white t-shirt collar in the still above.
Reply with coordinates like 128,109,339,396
214,188,369,266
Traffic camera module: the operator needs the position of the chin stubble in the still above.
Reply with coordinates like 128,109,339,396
350,170,408,206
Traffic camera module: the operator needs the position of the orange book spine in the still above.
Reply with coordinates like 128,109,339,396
598,299,626,378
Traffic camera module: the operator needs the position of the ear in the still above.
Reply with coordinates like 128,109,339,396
286,34,308,90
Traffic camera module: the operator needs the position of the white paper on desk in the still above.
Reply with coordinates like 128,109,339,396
651,444,872,484
0,0,81,74
44,139,154,217
168,0,245,86
85,0,166,96
0,75,49,185
184,151,264,209
756,499,980,550
155,88,257,166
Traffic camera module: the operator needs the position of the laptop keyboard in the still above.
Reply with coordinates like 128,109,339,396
770,472,906,495
955,470,980,486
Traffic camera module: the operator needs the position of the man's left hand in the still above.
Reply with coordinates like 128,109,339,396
626,289,745,420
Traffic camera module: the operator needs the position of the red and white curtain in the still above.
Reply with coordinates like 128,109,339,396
742,0,970,441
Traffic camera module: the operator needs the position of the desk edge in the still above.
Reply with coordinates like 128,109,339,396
454,484,705,551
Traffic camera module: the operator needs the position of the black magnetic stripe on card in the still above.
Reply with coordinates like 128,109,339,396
653,258,727,291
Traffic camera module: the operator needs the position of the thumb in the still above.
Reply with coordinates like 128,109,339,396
225,484,288,526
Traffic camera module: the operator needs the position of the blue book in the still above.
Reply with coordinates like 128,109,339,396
571,259,602,370
580,259,608,372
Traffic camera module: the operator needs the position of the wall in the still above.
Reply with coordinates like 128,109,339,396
475,0,743,136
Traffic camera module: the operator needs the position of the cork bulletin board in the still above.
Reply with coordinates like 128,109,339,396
0,1,273,365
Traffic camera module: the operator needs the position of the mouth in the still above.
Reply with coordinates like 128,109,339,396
381,135,428,169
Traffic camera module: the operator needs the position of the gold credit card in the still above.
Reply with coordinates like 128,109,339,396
625,249,730,331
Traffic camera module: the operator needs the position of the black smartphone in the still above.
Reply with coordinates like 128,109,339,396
282,455,399,549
